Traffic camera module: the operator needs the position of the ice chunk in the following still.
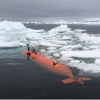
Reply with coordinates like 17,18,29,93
46,50,57,54
79,33,100,43
89,46,99,49
20,43,26,46
95,59,100,66
82,47,90,50
74,63,100,73
51,40,67,45
40,49,45,52
26,28,44,41
0,41,20,47
26,33,43,41
60,51,100,58
47,47,56,50
71,44,82,50
74,29,86,33
38,41,56,47
38,41,61,47
60,36,72,40
59,45,72,50
69,60,80,65
0,21,27,47
53,53,60,58
58,56,73,63
27,28,45,33
48,25,71,33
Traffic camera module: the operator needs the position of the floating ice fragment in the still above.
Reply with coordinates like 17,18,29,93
0,21,27,47
40,49,45,52
69,60,80,65
48,25,71,33
95,59,100,66
0,41,20,47
60,51,100,58
47,47,56,50
71,44,82,50
53,54,60,58
60,36,72,40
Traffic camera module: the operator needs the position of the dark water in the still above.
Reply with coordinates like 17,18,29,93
0,24,100,99
24,23,59,31
68,24,100,34
0,47,100,99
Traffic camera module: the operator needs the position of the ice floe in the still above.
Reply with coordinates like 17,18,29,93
60,51,100,58
0,21,27,47
53,53,60,58
0,41,20,48
60,36,72,40
95,59,100,66
48,25,71,33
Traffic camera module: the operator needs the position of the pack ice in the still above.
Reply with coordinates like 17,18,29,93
1,21,100,74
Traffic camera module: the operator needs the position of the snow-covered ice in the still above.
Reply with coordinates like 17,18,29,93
48,25,71,33
60,51,100,58
95,59,100,66
0,21,27,47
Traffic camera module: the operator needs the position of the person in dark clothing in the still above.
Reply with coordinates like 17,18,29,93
53,62,58,66
32,49,35,53
32,49,37,56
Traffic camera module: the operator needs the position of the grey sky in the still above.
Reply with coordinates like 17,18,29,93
0,0,100,18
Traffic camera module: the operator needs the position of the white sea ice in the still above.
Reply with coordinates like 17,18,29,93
51,40,67,45
46,50,57,54
48,25,71,33
0,41,20,47
58,55,73,62
60,36,72,40
26,28,45,41
40,49,45,52
74,63,100,73
71,44,82,50
26,33,43,41
0,21,27,47
74,29,86,33
89,46,99,49
95,59,100,66
1,20,100,74
82,47,90,50
47,47,56,50
79,33,100,43
38,41,56,47
68,60,80,65
53,53,60,58
59,45,72,50
41,19,100,25
20,43,26,46
60,51,100,58
27,28,45,33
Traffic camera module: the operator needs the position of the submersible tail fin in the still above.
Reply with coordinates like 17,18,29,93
78,77,91,84
61,78,76,84
62,77,91,84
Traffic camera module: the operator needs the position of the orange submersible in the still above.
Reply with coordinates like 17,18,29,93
22,44,91,84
